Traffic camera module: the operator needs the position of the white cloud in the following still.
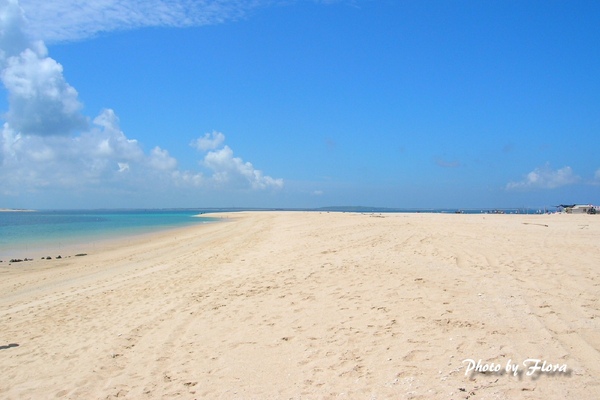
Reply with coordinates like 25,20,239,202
0,2,87,136
117,162,129,172
506,164,580,190
0,0,29,59
0,108,283,198
16,0,351,43
0,0,284,202
191,131,225,151
0,108,210,194
0,110,141,189
148,146,177,171
203,145,283,190
90,109,143,161
171,169,204,187
17,0,270,43
189,132,284,190
1,44,88,135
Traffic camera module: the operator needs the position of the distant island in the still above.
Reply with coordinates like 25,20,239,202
0,208,36,212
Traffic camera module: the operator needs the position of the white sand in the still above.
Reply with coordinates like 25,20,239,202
1,211,599,399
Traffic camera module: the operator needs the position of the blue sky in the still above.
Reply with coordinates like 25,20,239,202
0,0,599,209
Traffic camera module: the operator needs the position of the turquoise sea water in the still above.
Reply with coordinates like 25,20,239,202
0,209,218,260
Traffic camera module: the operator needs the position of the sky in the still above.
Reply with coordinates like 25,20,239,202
0,0,599,209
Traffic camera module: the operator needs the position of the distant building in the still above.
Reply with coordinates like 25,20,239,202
562,204,596,214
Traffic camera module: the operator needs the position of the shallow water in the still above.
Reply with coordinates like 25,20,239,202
0,209,218,260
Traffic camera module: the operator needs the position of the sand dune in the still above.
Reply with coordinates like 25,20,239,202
1,212,599,399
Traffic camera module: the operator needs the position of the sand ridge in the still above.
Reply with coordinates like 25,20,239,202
0,211,599,399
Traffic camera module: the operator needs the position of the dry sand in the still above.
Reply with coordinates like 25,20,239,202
0,211,599,399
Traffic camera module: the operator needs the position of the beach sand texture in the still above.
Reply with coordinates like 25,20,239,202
1,211,599,399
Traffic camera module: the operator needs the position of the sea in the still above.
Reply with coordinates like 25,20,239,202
0,209,220,260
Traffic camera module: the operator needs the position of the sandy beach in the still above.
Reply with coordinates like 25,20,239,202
1,211,599,399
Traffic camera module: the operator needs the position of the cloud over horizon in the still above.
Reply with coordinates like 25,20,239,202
191,131,225,151
506,164,580,190
0,0,283,202
200,140,284,190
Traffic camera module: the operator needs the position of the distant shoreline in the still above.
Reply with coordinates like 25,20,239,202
0,208,36,212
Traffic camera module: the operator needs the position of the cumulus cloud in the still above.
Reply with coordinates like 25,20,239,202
506,164,580,190
148,146,178,171
1,44,88,135
0,0,29,59
0,102,283,196
191,132,283,190
117,162,129,173
89,109,143,162
190,131,225,151
0,0,283,201
204,146,283,189
0,106,213,197
0,2,87,136
1,109,153,190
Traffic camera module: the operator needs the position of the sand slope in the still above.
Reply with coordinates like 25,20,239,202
1,212,599,399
